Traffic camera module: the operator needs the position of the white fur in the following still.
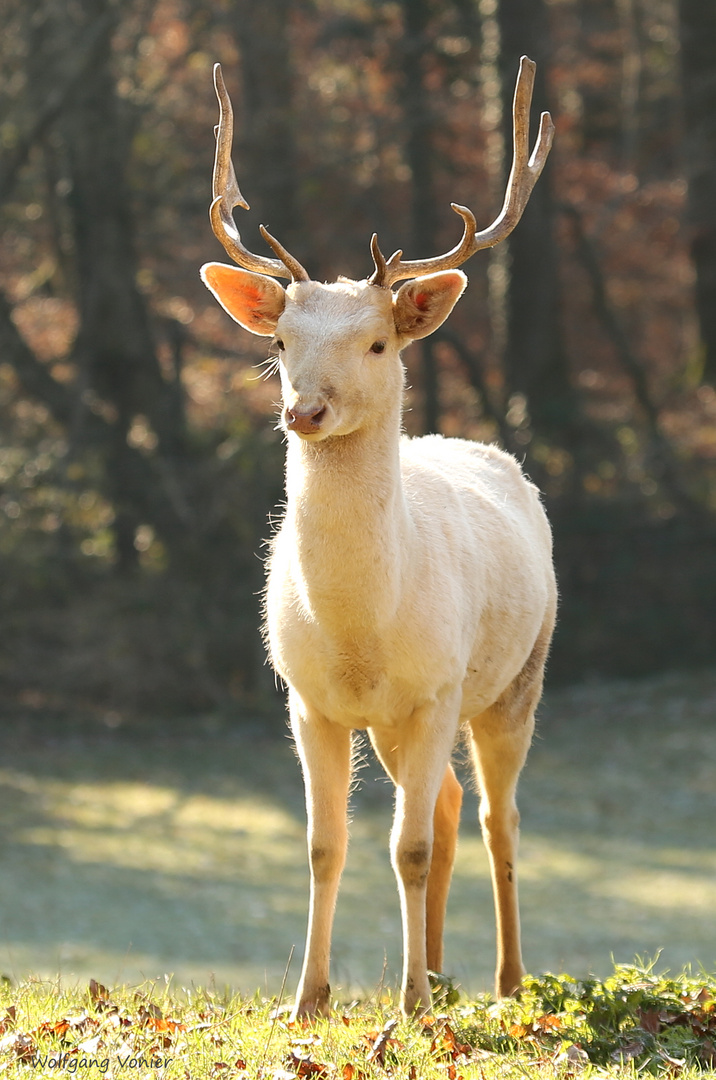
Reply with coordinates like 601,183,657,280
200,265,557,1018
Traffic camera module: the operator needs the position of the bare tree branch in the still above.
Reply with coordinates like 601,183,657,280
562,202,704,516
0,289,77,424
433,326,512,445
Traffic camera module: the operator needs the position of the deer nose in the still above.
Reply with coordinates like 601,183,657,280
284,404,327,434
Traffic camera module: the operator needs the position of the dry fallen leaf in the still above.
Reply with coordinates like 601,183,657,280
88,980,111,1006
611,1039,646,1063
284,1050,331,1078
76,1035,102,1056
10,1034,35,1063
365,1018,400,1066
429,1020,472,1060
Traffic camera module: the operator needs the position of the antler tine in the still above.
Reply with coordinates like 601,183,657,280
369,56,554,289
259,225,311,283
369,206,477,287
474,56,554,244
369,234,388,283
209,63,309,282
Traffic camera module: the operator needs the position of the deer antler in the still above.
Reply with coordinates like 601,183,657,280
369,56,554,288
209,63,309,283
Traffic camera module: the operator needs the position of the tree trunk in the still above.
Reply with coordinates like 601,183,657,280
26,0,188,568
678,0,716,385
230,0,299,257
496,0,577,439
399,0,441,434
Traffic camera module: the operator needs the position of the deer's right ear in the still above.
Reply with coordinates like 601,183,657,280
200,263,286,336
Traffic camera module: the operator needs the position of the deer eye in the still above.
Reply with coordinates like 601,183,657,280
370,340,386,354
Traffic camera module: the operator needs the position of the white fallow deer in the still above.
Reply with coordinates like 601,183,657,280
201,58,557,1019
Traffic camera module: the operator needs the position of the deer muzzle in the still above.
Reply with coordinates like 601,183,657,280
284,403,327,435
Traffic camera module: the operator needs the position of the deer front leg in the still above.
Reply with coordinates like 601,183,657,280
291,700,352,1020
370,701,460,1017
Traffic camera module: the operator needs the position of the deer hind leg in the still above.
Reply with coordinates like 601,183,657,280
469,706,532,997
426,764,463,974
469,629,550,998
290,698,352,1020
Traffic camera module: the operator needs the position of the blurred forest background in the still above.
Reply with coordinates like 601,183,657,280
1,0,715,721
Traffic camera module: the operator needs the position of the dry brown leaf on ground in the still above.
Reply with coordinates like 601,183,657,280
364,1017,401,1066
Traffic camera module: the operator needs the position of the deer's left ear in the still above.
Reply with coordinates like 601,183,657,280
392,270,467,341
201,262,286,335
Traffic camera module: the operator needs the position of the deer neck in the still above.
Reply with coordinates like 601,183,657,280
283,406,409,626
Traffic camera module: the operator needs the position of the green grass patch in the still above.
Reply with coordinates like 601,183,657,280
0,962,714,1078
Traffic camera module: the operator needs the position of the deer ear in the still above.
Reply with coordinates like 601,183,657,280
392,270,467,341
200,263,286,335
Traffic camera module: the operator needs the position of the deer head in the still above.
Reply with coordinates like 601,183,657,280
201,60,554,440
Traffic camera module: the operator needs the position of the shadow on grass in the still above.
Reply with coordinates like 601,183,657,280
0,668,715,997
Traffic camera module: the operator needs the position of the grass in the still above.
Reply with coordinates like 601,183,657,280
0,668,715,1004
0,961,714,1077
